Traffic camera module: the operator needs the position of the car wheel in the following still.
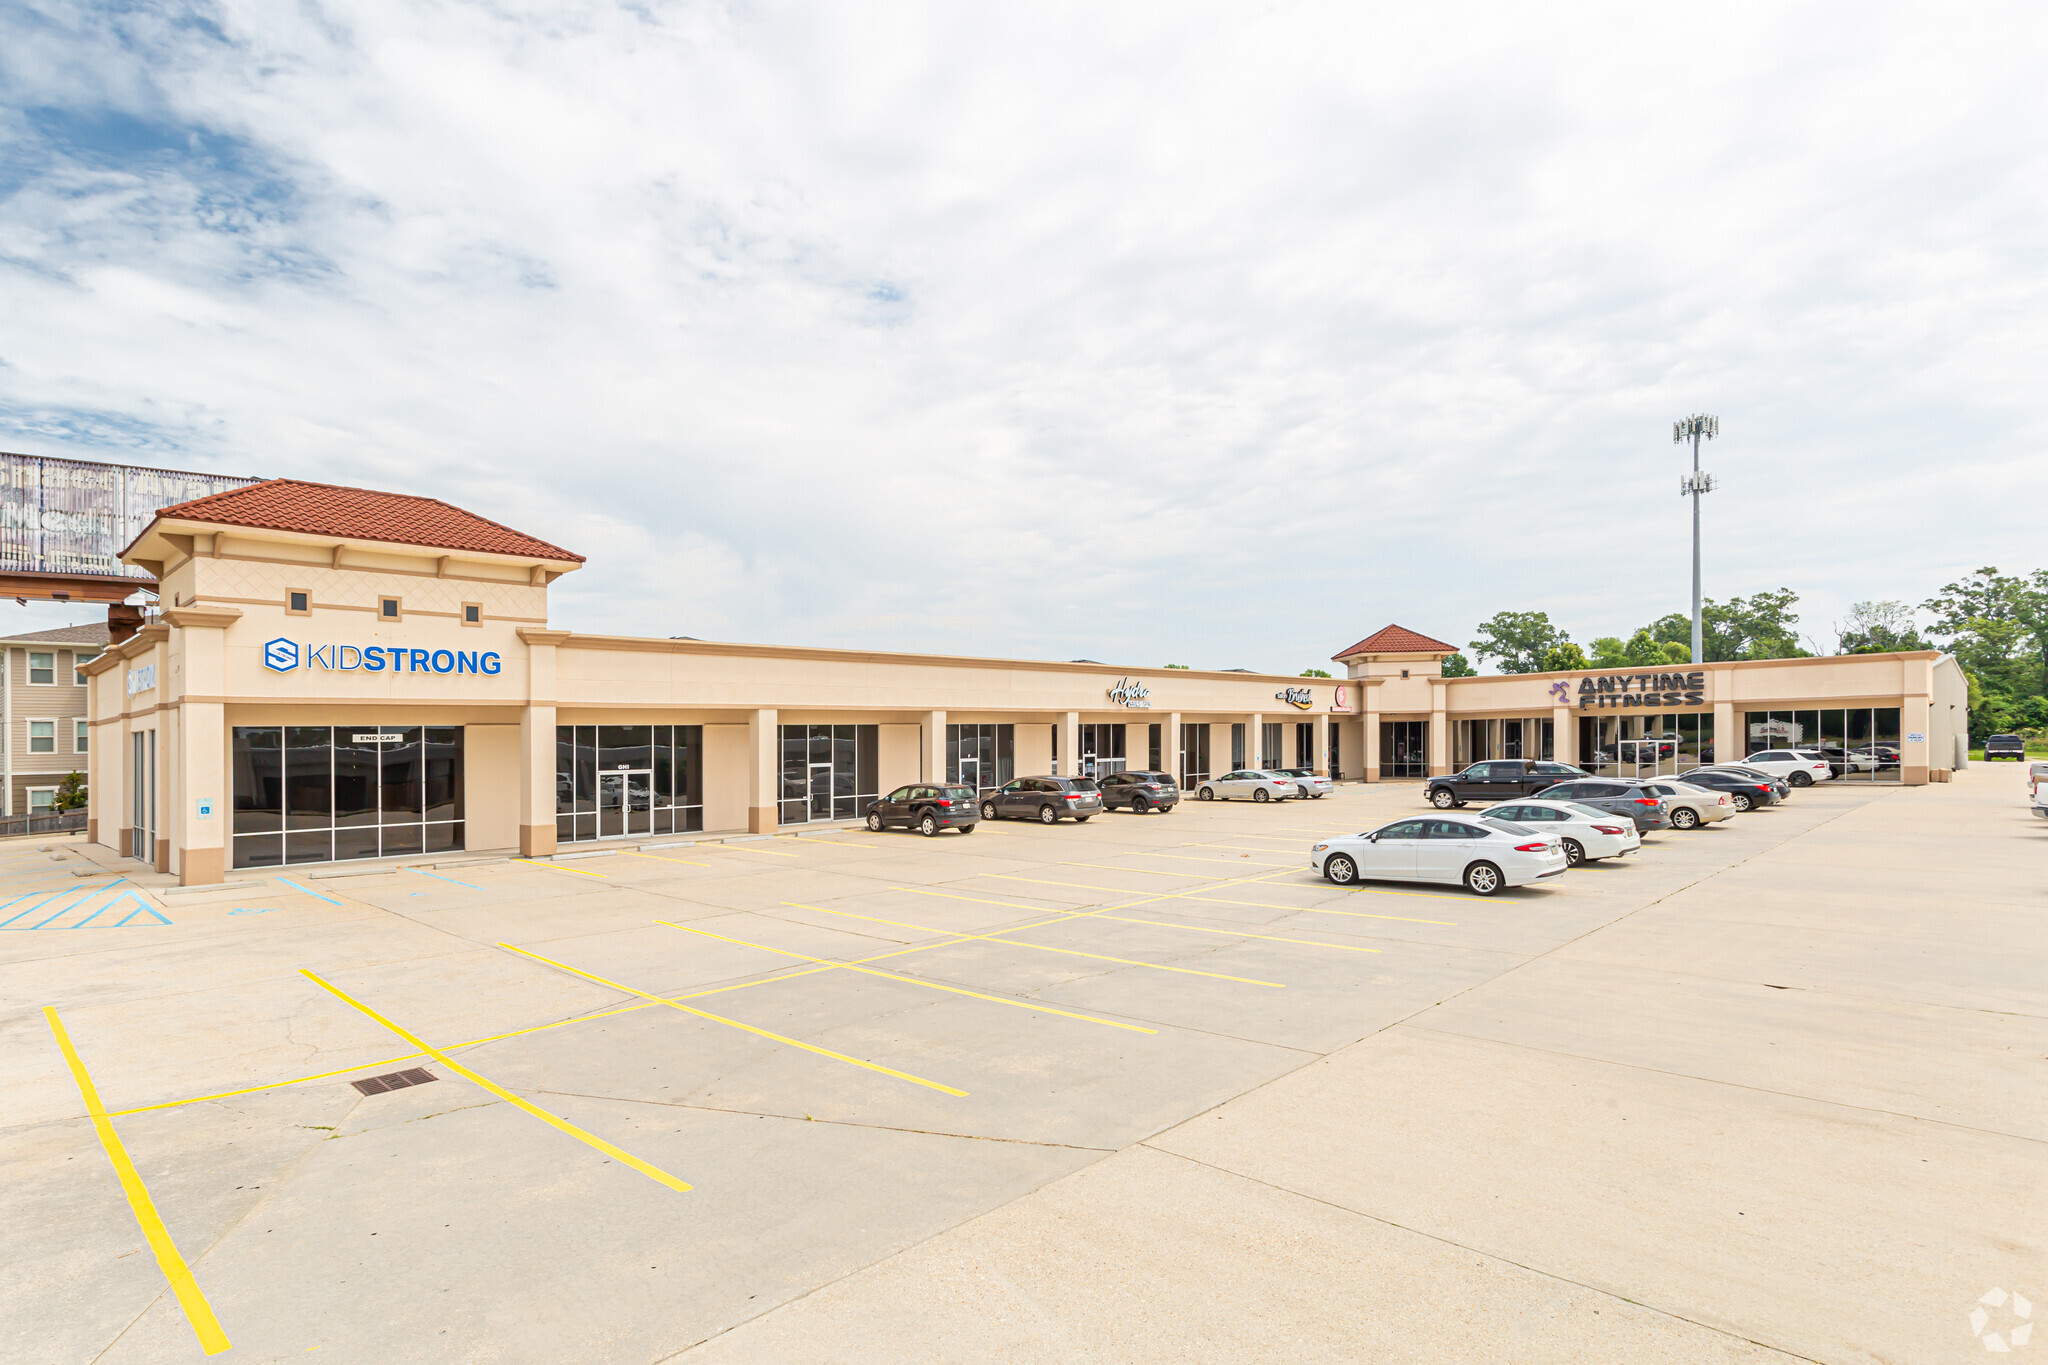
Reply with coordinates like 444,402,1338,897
1789,772,1813,787
865,811,883,832
1312,792,1324,799
1253,788,1271,803
1199,787,1214,801
1131,796,1150,814
1038,804,1059,825
1561,838,1584,867
1670,807,1699,830
1159,804,1174,814
958,823,977,834
1732,793,1754,812
981,800,998,820
1075,815,1091,823
919,812,940,837
1325,853,1358,885
1464,861,1504,896
1430,788,1458,809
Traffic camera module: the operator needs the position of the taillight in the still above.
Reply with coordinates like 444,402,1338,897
1592,825,1626,835
1717,796,1728,805
1635,797,1658,806
1065,793,1085,801
1755,785,1769,792
1514,842,1549,852
936,799,952,807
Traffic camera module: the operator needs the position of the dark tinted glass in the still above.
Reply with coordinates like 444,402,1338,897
233,728,283,834
1068,778,1100,792
380,727,423,820
334,732,380,826
285,726,332,828
425,727,461,821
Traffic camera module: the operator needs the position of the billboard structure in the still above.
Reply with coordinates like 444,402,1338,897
0,452,261,583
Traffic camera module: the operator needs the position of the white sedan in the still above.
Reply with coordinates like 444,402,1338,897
1197,770,1297,802
1480,800,1641,866
1273,767,1333,798
1741,749,1835,787
1311,816,1568,896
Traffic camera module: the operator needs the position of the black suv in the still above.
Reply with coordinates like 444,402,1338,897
982,776,1104,824
866,784,979,836
1098,770,1179,813
1427,760,1589,808
1985,734,2027,760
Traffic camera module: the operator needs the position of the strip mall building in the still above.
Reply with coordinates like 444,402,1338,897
82,481,1970,885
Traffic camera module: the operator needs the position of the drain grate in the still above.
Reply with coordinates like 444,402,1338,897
351,1067,437,1096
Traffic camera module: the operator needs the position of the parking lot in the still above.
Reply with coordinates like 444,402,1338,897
4,767,2041,1364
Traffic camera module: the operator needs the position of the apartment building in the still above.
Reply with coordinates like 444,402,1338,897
3,623,110,816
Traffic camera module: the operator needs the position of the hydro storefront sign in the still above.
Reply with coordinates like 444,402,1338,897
263,638,502,676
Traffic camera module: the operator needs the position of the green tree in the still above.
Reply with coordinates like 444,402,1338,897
1468,611,1568,674
53,771,87,813
1163,663,1190,669
1541,641,1588,672
1645,593,1803,661
1836,601,1927,654
1588,636,1629,669
1299,668,1331,678
1440,652,1478,678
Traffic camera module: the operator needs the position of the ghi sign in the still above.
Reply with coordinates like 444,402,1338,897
263,638,502,676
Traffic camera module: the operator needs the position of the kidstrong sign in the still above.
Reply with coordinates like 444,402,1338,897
264,637,502,677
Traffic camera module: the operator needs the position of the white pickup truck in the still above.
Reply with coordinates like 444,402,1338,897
2032,762,2048,820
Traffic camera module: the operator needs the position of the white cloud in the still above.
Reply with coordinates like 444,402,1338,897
2,0,2045,667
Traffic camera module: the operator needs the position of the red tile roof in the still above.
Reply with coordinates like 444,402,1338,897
1332,623,1459,659
139,479,583,563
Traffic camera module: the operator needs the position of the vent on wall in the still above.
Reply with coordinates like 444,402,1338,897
351,1068,437,1096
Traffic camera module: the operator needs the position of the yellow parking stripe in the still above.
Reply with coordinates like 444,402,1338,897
783,902,1285,988
300,971,692,1193
658,921,1157,1032
1119,851,1298,868
44,1008,232,1356
623,851,711,867
982,875,1459,925
515,858,606,878
497,942,968,1097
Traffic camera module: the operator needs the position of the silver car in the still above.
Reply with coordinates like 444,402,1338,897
1273,767,1333,798
1196,769,1297,803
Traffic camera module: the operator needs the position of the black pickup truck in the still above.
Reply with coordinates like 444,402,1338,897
1427,759,1591,808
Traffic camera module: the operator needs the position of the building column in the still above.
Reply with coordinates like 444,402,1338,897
925,710,947,783
1428,683,1449,777
1058,712,1079,777
1713,699,1736,766
174,700,224,884
1902,693,1933,785
1247,712,1263,768
1161,712,1182,779
748,708,779,832
519,703,557,857
1311,713,1329,775
1363,710,1380,781
1552,705,1576,766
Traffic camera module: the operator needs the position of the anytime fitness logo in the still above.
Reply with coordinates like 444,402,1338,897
1971,1288,2033,1352
263,637,502,677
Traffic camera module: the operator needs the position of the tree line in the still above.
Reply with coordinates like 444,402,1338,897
1451,568,2046,741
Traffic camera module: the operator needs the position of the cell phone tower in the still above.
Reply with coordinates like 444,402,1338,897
1674,414,1719,665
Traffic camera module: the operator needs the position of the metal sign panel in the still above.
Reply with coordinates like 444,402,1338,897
0,452,261,578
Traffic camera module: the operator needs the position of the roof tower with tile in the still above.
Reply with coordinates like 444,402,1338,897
1332,624,1459,661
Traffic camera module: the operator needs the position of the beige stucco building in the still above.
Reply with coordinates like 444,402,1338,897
83,480,1969,885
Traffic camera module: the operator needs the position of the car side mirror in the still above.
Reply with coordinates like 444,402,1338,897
1367,832,1380,842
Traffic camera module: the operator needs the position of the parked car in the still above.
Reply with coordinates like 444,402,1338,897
1311,815,1568,896
1481,800,1641,866
1694,764,1793,799
981,776,1103,824
1632,779,1735,829
1273,767,1333,799
867,783,980,836
1985,734,2027,761
2031,762,2048,801
1425,760,1590,808
1197,770,1299,803
1798,746,1879,775
1740,749,1836,787
1851,744,1901,769
1098,769,1179,813
1671,767,1781,812
1528,778,1673,831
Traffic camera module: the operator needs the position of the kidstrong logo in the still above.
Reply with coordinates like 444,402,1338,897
1972,1287,2033,1352
263,638,300,672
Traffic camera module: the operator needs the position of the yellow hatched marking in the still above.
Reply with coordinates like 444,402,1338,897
623,851,712,867
300,971,692,1192
498,943,967,1096
783,902,1285,988
658,921,1156,1032
45,1008,232,1356
515,858,606,878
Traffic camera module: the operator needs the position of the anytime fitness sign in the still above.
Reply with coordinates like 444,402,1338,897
1574,670,1706,710
262,637,502,676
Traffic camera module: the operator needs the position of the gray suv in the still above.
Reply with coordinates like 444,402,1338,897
982,776,1104,824
1097,770,1179,813
1529,778,1671,832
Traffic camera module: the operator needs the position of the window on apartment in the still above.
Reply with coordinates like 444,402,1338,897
28,652,54,685
75,719,89,752
287,591,310,615
27,788,55,813
462,603,481,625
28,720,56,753
72,651,98,685
380,597,401,620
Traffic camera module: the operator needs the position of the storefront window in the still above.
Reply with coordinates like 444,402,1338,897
778,724,878,824
1079,723,1126,777
556,725,703,841
1743,709,1902,780
233,726,465,869
1381,721,1426,779
1579,713,1713,777
1180,724,1211,786
947,724,1014,794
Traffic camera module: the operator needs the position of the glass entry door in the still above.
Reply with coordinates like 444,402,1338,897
807,762,836,821
598,770,652,838
957,757,983,792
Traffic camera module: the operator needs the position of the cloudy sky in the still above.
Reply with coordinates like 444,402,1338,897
3,1,2044,671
